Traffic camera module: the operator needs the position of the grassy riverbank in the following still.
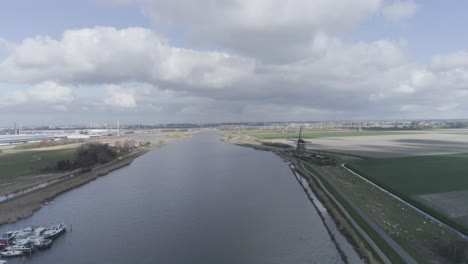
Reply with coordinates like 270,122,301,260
0,145,78,180
224,129,468,263
0,131,195,225
221,131,387,263
347,153,468,237
0,150,145,224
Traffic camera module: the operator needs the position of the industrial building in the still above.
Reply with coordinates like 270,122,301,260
0,135,66,145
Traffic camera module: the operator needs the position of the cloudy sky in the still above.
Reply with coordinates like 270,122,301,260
1,0,468,125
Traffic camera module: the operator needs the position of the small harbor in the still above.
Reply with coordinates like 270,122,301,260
0,223,68,262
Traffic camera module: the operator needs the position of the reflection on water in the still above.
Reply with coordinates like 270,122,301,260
1,133,346,264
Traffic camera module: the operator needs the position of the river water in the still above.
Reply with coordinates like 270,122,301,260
1,133,345,264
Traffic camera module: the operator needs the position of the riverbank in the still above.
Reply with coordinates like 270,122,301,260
222,131,387,263
0,132,194,225
0,149,146,225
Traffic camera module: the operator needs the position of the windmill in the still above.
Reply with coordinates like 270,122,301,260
296,127,306,156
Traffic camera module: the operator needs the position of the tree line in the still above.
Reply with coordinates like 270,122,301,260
56,141,138,171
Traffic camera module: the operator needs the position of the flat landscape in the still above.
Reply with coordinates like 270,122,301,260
0,131,191,196
246,128,468,240
347,153,468,196
245,129,411,140
0,145,78,180
347,153,468,232
0,144,80,196
264,129,468,158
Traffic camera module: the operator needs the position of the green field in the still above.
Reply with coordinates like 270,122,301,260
245,129,411,140
0,147,78,182
347,153,468,196
347,153,468,234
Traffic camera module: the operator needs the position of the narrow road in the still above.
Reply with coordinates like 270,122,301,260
299,161,417,264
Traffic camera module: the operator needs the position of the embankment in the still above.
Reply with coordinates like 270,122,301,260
0,132,195,226
223,134,387,263
0,149,147,225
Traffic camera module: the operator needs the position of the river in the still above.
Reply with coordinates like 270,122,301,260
1,133,348,264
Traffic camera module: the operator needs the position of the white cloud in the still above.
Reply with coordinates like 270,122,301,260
382,1,420,21
430,51,468,71
0,81,74,107
109,0,382,34
436,103,458,112
0,27,255,88
104,85,137,108
26,81,74,103
1,25,468,121
52,105,69,111
103,0,382,62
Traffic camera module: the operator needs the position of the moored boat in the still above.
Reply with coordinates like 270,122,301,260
29,237,53,250
5,244,35,253
33,227,46,237
0,250,23,257
0,221,67,260
12,227,34,239
0,259,7,264
12,238,29,246
43,223,66,240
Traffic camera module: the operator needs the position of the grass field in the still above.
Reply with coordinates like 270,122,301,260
0,146,78,182
347,153,468,196
301,162,407,263
307,157,464,263
347,153,468,236
245,129,410,140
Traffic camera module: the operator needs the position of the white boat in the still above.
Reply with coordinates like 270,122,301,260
43,223,66,239
11,238,29,246
5,244,34,253
12,227,34,239
33,227,46,236
29,236,53,250
0,259,7,263
0,250,23,257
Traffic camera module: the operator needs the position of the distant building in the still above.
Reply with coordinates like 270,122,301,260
67,134,100,139
0,135,65,145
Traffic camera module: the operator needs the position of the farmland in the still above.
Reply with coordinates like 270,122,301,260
0,145,79,186
231,128,468,261
304,155,465,263
347,152,468,235
245,129,412,140
267,131,468,158
347,153,468,196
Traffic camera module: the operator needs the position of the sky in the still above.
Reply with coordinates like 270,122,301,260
1,0,468,126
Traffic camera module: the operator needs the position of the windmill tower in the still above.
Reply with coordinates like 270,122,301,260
296,127,306,156
117,120,120,136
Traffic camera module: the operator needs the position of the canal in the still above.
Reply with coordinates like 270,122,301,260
1,133,347,263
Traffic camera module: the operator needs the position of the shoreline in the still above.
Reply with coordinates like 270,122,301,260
221,133,384,263
0,133,193,226
0,149,147,225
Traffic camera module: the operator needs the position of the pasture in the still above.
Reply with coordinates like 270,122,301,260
347,153,468,232
347,153,468,196
0,146,78,182
245,129,410,140
269,131,468,158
